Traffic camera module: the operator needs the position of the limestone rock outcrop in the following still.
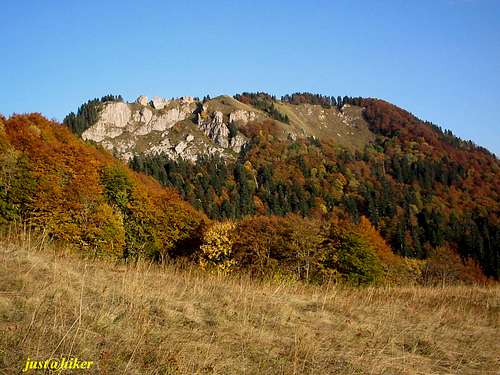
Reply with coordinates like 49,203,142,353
229,109,256,124
180,96,195,104
82,102,132,142
229,133,247,153
134,107,187,135
81,96,249,162
196,110,249,152
73,93,373,164
198,111,230,148
82,98,197,160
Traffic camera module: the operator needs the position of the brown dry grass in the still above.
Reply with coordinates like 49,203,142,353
0,231,498,374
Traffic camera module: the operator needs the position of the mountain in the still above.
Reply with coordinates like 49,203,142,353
0,91,497,285
63,92,499,280
0,111,401,286
64,93,374,162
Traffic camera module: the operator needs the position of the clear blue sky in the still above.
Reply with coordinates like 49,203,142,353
1,0,499,154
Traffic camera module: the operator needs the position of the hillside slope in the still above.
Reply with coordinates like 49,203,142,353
3,91,498,282
0,113,419,286
1,234,498,374
105,93,499,279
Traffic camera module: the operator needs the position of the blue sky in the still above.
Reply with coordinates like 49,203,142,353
1,0,499,154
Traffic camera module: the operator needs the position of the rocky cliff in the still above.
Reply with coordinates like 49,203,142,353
80,96,259,162
77,94,373,162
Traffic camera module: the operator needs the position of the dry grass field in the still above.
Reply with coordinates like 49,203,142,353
0,231,498,374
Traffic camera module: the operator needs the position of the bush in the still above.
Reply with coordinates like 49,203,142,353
421,246,489,285
231,215,323,280
320,221,383,285
100,166,133,211
199,221,237,273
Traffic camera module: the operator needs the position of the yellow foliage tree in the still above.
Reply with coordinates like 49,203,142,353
200,221,237,274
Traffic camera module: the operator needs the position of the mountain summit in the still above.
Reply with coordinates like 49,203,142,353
62,92,499,280
65,93,373,162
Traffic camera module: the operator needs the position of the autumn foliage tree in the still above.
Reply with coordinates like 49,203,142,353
199,221,237,273
0,114,207,260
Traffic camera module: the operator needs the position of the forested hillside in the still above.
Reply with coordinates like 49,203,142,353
1,91,497,285
128,94,499,279
0,113,416,285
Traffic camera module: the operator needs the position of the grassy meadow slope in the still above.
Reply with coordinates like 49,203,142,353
1,232,498,375
274,102,374,149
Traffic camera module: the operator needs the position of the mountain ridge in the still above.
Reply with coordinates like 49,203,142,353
64,93,379,163
0,92,497,283
60,92,499,279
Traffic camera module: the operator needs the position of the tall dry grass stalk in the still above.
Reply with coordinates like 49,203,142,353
0,228,498,374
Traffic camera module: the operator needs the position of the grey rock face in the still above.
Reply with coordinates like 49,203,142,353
180,96,195,104
82,97,248,162
82,99,195,160
229,109,256,124
175,141,188,154
138,107,153,124
230,134,247,153
198,111,230,148
82,102,132,142
135,107,187,136
213,111,224,125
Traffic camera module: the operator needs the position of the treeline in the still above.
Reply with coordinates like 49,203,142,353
234,92,290,123
200,215,410,285
63,94,123,135
281,92,363,109
234,91,366,114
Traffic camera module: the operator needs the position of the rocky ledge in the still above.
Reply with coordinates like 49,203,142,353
81,96,256,162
